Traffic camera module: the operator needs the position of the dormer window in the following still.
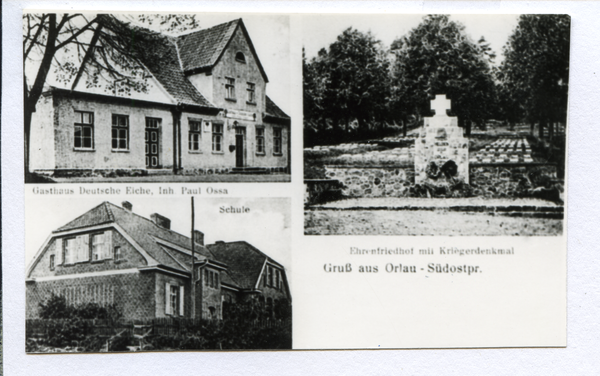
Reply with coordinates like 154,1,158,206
235,52,246,63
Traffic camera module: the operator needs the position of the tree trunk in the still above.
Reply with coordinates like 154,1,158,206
24,14,59,178
24,102,33,179
402,115,407,138
465,120,472,137
530,122,535,135
549,121,554,140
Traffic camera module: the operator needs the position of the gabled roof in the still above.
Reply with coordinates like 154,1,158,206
97,15,214,108
176,19,269,82
207,241,284,290
55,202,215,273
90,16,287,118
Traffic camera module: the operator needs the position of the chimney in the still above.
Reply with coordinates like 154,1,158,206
150,213,171,229
122,201,133,211
193,230,204,246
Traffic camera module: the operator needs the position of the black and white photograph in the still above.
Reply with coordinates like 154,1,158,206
303,14,568,236
24,13,291,183
25,197,291,352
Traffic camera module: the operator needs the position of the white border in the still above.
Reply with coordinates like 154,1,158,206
4,1,600,375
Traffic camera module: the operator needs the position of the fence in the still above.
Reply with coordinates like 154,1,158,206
26,317,291,339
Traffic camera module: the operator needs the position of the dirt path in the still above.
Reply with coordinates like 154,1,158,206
312,197,562,210
305,210,563,236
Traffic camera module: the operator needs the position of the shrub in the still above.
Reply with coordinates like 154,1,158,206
39,294,72,319
80,334,106,352
108,333,132,352
45,317,92,347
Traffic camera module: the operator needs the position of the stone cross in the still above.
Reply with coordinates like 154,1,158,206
431,95,452,117
415,93,469,184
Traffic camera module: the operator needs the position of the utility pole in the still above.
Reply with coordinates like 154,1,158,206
190,197,196,318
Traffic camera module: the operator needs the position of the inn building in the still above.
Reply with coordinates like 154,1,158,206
29,16,290,177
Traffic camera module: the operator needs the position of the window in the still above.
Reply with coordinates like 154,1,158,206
247,82,255,103
112,114,129,150
235,52,246,63
225,77,235,100
114,246,121,262
264,266,282,288
49,254,55,270
212,123,223,152
268,266,273,287
170,285,179,314
256,128,265,154
273,128,282,155
74,111,94,149
92,231,112,260
165,283,184,316
188,120,202,151
64,235,89,264
146,117,160,128
92,233,104,260
204,269,219,288
64,238,73,264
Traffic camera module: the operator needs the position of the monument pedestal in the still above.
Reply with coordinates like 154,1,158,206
414,95,469,185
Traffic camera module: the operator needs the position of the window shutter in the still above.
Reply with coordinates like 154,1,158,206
165,283,172,315
81,235,90,261
56,238,63,265
179,285,185,316
104,230,112,259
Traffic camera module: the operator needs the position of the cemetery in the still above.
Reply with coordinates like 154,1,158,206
303,15,568,236
304,95,565,236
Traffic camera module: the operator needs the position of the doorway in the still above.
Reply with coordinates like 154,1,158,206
235,127,246,167
145,118,161,168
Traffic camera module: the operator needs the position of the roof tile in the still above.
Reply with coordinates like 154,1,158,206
176,20,240,72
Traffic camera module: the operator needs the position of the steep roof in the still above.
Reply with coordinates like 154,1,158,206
93,16,285,117
176,19,268,82
207,241,284,290
176,20,239,73
98,15,214,108
55,202,215,272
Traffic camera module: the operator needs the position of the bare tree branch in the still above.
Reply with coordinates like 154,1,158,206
24,14,48,61
55,17,98,50
71,24,104,90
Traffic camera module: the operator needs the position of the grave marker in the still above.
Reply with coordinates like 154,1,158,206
414,94,469,184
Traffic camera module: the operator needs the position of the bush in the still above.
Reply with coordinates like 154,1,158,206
39,294,72,319
80,334,106,352
45,317,92,347
109,333,132,352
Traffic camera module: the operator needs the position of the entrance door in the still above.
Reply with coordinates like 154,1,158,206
235,127,245,167
145,118,160,168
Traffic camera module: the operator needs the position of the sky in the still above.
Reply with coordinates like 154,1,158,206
302,14,520,66
25,195,291,276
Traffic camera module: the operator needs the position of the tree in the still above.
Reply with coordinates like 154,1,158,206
23,13,199,180
303,28,392,144
391,15,497,136
497,15,570,138
302,47,327,146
